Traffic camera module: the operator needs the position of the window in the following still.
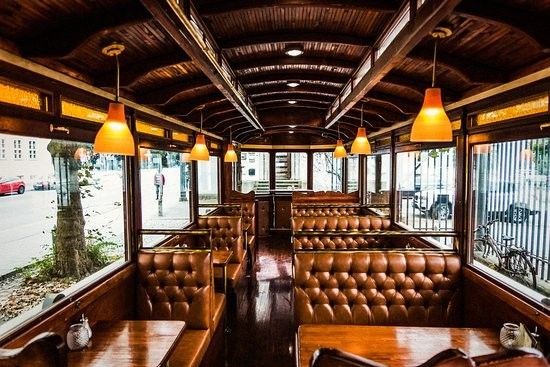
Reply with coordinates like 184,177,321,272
28,140,36,159
0,134,126,335
366,154,390,215
13,139,22,159
471,138,550,298
0,138,5,159
139,148,191,247
275,152,307,190
395,148,456,247
241,152,269,193
346,155,359,193
198,156,219,214
313,152,343,191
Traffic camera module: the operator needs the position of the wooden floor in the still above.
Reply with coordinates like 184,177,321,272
210,235,295,366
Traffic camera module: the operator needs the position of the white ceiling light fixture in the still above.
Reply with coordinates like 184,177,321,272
288,100,297,105
285,44,304,57
286,80,300,88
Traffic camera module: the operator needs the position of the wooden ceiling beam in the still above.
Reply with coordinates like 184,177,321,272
455,0,550,50
345,105,407,123
140,0,263,130
138,76,212,105
198,0,400,16
252,92,334,103
325,0,462,128
248,84,341,97
241,71,348,87
234,56,357,72
362,92,418,115
204,110,243,126
165,93,226,116
19,2,151,59
255,97,331,106
408,47,505,84
221,32,373,50
257,104,327,112
97,52,192,88
381,72,460,101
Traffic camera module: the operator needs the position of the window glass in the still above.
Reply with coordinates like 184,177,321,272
472,138,550,298
0,138,5,159
313,152,343,192
346,155,359,193
275,152,307,190
366,154,390,214
241,152,269,193
0,133,126,334
198,156,219,214
13,139,22,159
396,148,456,247
139,148,191,247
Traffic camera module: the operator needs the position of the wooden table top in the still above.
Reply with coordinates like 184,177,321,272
297,325,500,367
68,320,186,367
213,250,233,266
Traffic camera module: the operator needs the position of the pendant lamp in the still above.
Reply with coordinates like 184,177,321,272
351,103,372,154
190,110,210,161
224,126,238,162
410,27,453,142
94,43,135,155
333,123,347,158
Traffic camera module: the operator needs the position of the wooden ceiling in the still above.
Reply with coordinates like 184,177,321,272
0,0,548,144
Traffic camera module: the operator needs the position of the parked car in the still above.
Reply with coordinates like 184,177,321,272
33,180,56,191
0,177,25,195
413,186,454,220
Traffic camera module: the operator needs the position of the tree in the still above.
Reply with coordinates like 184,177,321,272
47,141,93,279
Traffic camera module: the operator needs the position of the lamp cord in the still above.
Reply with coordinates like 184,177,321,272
361,103,364,127
432,37,438,88
200,110,203,133
115,54,120,102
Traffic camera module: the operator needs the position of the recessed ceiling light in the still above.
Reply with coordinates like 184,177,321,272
285,44,304,57
288,100,297,104
289,125,297,128
289,131,294,134
286,81,300,88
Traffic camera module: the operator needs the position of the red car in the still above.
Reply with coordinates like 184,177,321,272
0,177,25,195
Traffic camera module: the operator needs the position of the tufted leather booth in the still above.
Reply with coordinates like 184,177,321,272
292,191,359,203
293,216,393,250
137,250,212,329
292,206,362,217
137,249,226,367
294,251,462,326
195,216,245,289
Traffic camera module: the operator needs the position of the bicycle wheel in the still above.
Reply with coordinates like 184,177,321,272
506,252,537,289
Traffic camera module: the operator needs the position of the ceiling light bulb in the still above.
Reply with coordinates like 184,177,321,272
288,100,297,104
285,44,304,57
289,125,297,128
286,81,300,88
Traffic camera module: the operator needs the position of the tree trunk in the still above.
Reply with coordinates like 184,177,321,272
48,141,93,279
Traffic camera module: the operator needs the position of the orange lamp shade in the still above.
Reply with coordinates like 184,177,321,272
190,134,210,161
333,139,347,158
410,88,452,142
224,143,238,162
94,102,135,156
350,127,372,154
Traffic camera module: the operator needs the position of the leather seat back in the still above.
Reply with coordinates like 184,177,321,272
292,216,391,231
137,250,212,330
197,216,243,263
294,251,462,326
292,206,362,217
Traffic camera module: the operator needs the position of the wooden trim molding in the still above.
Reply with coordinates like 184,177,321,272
463,266,550,330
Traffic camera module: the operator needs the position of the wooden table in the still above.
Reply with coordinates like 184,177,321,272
297,325,500,367
68,320,186,367
213,250,233,294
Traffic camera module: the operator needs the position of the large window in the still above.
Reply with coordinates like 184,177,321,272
346,155,359,193
0,133,126,333
313,152,343,191
275,152,307,190
241,152,269,193
139,148,191,246
198,156,219,213
471,138,550,298
366,154,390,214
396,148,456,247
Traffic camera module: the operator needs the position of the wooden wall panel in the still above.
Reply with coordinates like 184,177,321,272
257,198,270,237
1,264,136,348
463,267,549,349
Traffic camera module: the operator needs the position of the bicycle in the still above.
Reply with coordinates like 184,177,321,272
474,219,537,289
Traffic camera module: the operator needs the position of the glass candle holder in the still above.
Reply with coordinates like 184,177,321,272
499,323,520,349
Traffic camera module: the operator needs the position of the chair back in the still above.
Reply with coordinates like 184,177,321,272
0,332,66,367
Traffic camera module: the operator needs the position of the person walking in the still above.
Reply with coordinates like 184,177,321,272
154,169,165,200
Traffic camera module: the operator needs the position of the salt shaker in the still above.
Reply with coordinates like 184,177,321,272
80,314,92,339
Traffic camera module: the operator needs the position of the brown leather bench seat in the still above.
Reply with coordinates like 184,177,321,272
292,216,394,250
294,251,462,326
137,249,225,367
